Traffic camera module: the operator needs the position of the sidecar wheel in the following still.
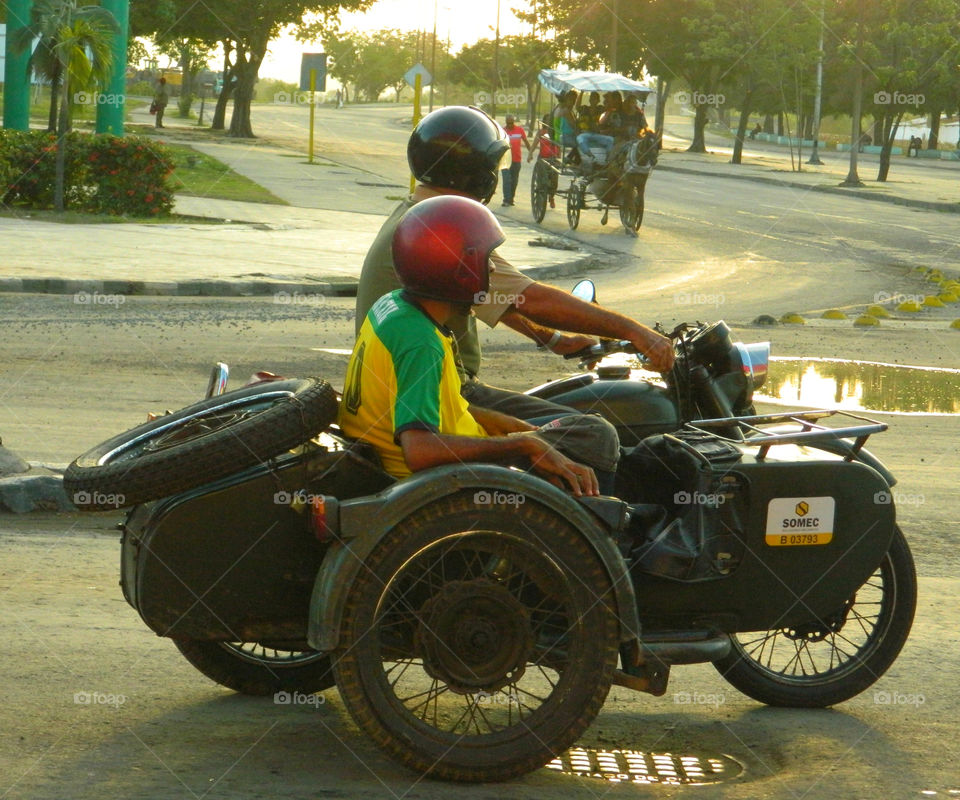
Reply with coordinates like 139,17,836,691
174,640,334,696
64,378,338,510
332,492,620,782
713,527,916,707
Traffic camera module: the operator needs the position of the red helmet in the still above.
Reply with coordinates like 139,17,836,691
392,195,505,304
407,106,509,203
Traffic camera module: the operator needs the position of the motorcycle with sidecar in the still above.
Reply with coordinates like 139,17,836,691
64,302,916,782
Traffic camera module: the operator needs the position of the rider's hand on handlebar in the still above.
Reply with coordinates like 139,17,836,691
549,333,599,360
630,328,675,373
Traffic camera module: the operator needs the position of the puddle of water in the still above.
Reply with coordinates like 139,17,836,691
546,747,742,785
757,357,960,415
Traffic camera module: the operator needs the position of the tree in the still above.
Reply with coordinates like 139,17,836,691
11,0,117,132
11,0,118,211
448,35,560,121
136,0,374,137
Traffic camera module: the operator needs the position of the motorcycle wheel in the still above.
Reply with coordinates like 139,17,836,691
618,176,646,232
332,491,620,782
713,526,916,707
64,378,338,510
174,640,334,696
566,182,583,229
530,161,549,223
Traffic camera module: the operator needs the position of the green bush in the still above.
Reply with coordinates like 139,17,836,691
0,130,175,216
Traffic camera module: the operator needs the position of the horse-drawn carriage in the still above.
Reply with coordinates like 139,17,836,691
529,69,659,236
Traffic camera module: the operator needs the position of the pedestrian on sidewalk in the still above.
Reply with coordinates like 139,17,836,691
500,114,529,206
153,78,169,129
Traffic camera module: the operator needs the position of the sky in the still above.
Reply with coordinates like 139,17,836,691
259,0,530,82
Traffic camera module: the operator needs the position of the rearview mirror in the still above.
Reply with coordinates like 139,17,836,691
571,279,597,304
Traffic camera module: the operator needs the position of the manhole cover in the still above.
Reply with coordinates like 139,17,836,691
547,747,742,785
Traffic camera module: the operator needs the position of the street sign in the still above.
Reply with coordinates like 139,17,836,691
404,63,433,88
299,53,327,92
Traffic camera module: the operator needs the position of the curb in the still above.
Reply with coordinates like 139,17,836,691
0,277,360,299
656,163,960,214
0,471,74,514
0,257,612,301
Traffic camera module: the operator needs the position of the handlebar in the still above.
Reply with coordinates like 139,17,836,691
564,339,647,368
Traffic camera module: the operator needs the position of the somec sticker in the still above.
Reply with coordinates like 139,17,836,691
764,497,835,546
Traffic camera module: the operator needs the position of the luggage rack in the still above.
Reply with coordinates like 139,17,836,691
683,409,888,461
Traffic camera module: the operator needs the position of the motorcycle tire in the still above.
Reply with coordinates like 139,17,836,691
331,491,620,782
64,378,339,510
174,640,334,696
713,526,916,708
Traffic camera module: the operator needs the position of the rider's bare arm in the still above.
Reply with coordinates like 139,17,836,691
398,429,598,496
498,308,598,355
467,404,537,435
514,282,676,372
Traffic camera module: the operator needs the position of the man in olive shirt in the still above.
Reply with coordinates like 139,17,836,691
356,106,674,422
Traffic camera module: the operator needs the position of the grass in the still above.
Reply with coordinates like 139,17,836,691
164,143,288,205
0,208,224,225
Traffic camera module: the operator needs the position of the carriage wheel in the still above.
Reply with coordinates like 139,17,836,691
531,161,549,224
566,182,584,230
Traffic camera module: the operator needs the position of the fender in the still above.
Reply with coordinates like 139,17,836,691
307,463,639,653
805,441,896,487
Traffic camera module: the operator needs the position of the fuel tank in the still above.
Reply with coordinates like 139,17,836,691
528,371,680,445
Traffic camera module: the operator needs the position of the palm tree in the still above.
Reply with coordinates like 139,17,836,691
11,0,118,210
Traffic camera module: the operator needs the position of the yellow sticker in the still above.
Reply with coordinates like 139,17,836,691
765,532,834,547
765,497,835,545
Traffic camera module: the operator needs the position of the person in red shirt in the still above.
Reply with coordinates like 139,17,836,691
500,114,529,207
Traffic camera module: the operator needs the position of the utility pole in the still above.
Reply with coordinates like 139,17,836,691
841,0,865,186
807,0,825,165
492,0,501,120
610,0,619,72
429,0,438,112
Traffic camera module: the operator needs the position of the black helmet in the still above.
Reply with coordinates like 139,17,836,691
407,106,509,203
392,195,504,304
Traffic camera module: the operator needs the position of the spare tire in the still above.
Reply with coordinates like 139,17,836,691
64,378,339,510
